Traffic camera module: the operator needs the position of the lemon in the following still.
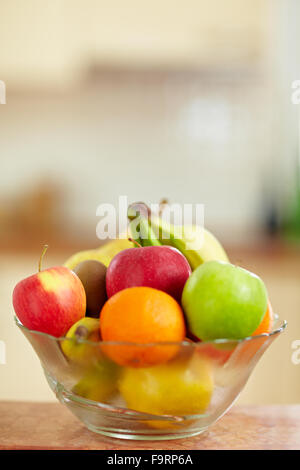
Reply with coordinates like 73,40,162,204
118,353,213,417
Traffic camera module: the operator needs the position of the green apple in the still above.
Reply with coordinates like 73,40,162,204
182,261,267,340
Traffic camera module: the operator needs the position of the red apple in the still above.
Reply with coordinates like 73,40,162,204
13,266,86,337
106,246,191,302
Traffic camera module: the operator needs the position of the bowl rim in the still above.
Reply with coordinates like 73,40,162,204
14,315,287,347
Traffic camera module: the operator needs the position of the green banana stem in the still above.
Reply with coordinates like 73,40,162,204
139,217,162,246
128,203,162,247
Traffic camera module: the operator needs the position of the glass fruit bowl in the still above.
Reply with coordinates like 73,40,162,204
15,316,287,441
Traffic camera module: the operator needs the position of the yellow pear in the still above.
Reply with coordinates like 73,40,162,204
73,358,120,403
61,317,101,366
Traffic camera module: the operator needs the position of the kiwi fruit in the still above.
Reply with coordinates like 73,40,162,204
74,260,107,318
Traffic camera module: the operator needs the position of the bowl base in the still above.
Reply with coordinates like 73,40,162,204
85,424,207,441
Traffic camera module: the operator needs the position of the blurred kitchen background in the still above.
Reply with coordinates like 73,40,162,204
1,0,300,404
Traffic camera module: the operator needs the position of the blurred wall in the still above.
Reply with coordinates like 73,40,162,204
1,71,274,243
0,0,269,86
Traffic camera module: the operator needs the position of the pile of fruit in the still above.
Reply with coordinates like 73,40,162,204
12,202,274,418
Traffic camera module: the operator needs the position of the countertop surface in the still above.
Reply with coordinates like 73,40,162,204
0,402,299,450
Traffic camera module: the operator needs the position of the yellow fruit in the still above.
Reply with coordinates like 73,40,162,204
64,239,134,270
195,228,229,266
73,359,119,403
118,353,213,417
127,203,229,270
155,220,229,270
61,317,100,366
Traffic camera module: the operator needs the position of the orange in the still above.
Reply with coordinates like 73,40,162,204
99,287,186,367
232,300,275,367
252,300,274,336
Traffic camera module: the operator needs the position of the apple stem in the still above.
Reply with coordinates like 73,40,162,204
128,238,142,248
38,245,49,272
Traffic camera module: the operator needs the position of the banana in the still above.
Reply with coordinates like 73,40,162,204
151,217,229,270
64,238,133,270
128,202,229,270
